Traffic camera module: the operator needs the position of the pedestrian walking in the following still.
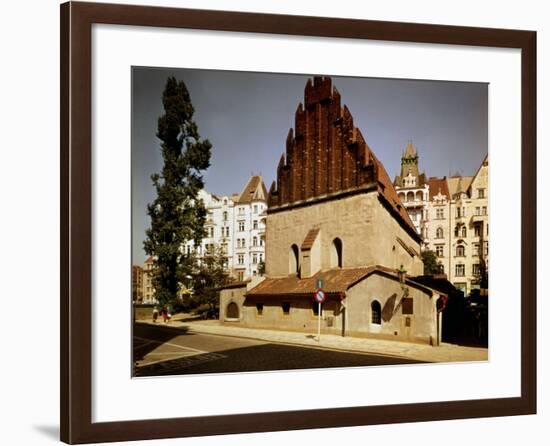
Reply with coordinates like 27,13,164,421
152,306,159,323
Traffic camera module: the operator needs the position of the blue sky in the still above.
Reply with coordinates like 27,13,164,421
132,67,488,264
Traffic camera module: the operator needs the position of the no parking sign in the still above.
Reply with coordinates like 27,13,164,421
314,288,326,304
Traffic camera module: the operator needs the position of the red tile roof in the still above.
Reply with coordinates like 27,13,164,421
370,151,417,236
301,228,320,250
428,177,450,200
246,266,433,297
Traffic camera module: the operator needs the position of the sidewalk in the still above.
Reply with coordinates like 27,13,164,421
137,316,488,363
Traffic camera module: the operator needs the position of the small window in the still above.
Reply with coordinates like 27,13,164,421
456,245,465,257
371,300,382,325
282,302,291,315
289,244,300,275
436,227,444,239
474,225,482,237
256,303,264,315
402,298,413,315
330,238,343,268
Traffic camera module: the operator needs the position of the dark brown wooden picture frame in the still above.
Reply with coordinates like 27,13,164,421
60,1,537,443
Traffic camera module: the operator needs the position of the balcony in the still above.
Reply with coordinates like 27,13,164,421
471,214,487,223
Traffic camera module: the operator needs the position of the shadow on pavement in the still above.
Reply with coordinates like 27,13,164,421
133,322,193,368
135,341,423,377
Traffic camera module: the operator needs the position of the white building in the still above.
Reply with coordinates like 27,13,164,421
394,142,430,248
395,148,489,297
185,175,268,281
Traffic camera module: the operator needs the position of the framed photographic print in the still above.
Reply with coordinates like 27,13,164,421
60,1,536,444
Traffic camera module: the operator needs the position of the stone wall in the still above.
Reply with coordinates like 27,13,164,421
346,273,438,343
265,191,424,278
220,273,438,344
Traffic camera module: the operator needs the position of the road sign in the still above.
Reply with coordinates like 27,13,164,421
314,288,326,304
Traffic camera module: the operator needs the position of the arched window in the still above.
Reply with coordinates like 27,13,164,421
456,245,465,257
461,226,467,237
454,225,460,237
289,244,300,275
398,193,405,202
415,191,423,201
436,227,444,239
406,191,414,202
226,302,239,319
330,238,343,268
371,300,382,325
223,211,228,221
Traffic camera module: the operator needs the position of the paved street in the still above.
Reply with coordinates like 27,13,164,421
133,323,422,377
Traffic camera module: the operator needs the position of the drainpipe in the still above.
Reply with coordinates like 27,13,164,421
340,292,347,337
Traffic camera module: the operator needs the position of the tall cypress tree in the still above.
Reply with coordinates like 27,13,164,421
144,77,212,305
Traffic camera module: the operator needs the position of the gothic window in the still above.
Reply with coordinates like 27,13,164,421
371,300,382,325
289,244,300,275
330,238,343,268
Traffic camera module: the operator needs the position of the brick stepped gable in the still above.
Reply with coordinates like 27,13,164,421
268,76,416,236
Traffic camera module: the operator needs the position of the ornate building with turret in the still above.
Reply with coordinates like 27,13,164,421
220,77,445,345
394,142,430,248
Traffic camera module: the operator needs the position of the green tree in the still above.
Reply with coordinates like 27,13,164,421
421,250,441,275
192,245,234,314
144,77,212,305
257,260,266,276
478,257,489,289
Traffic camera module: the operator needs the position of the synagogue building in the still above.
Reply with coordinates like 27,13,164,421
220,77,445,344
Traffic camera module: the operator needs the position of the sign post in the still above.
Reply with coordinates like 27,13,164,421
314,288,326,342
